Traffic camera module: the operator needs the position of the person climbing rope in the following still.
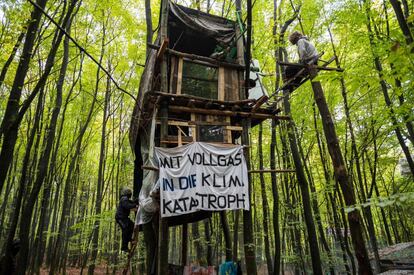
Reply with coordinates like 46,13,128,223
115,187,138,252
284,31,319,88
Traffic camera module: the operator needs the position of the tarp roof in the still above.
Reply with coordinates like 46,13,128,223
169,2,236,45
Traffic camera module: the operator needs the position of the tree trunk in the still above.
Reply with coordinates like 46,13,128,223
283,87,323,273
2,88,44,275
0,31,25,89
158,100,169,275
181,223,188,266
50,25,100,275
220,212,232,261
0,0,48,193
204,219,213,266
145,0,153,58
258,123,273,275
270,119,281,275
242,0,257,272
192,222,204,262
232,210,239,262
309,66,373,274
327,26,381,273
241,118,257,275
364,0,414,176
15,3,79,273
88,61,111,274
389,0,413,44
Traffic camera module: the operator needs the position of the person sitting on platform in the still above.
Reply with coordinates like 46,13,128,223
284,31,319,88
115,187,138,252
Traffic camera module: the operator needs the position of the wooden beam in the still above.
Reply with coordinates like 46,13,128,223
277,61,344,72
189,121,230,126
252,95,268,112
169,105,290,120
152,91,255,106
157,38,169,61
156,120,192,127
170,56,176,93
226,126,243,131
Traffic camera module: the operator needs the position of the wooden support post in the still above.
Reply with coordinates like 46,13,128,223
218,67,225,101
158,100,169,275
177,58,183,94
241,118,257,275
157,2,169,275
242,1,257,272
181,223,188,266
308,65,373,275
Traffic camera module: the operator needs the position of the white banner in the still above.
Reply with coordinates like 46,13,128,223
155,142,250,217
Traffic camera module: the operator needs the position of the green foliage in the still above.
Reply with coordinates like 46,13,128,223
0,0,413,273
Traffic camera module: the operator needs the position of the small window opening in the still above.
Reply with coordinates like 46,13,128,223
181,61,218,99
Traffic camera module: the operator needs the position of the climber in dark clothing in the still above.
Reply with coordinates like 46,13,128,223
115,187,138,252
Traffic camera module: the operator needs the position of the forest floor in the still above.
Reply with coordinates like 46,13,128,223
378,242,414,262
378,242,414,274
37,244,414,275
40,266,123,275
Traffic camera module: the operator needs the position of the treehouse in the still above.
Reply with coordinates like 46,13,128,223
129,1,289,227
126,2,297,273
127,5,299,273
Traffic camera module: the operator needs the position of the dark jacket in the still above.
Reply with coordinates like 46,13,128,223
115,195,137,222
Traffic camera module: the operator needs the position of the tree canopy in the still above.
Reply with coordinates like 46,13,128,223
0,0,413,274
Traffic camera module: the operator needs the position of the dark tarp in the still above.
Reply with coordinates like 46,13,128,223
169,2,236,45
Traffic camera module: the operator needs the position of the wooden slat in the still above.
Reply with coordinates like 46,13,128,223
226,116,232,143
151,91,255,105
156,120,190,127
142,165,159,171
189,121,230,126
178,130,182,146
218,67,225,101
177,57,183,95
226,126,243,131
170,56,177,94
191,113,196,141
161,140,192,145
169,106,290,120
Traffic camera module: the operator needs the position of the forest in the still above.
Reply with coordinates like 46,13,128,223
0,0,413,274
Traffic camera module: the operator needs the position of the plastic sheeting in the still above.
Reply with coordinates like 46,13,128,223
169,2,236,45
135,113,159,225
